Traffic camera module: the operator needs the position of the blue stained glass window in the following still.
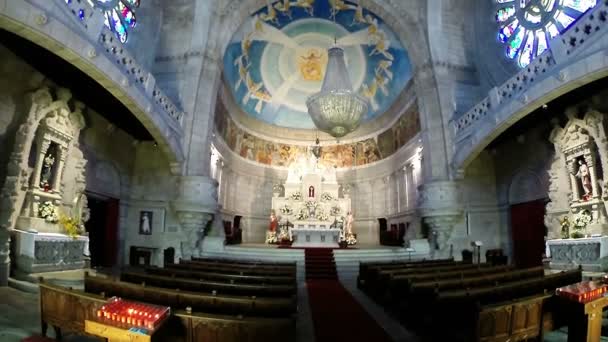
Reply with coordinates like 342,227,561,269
495,0,598,67
90,0,140,43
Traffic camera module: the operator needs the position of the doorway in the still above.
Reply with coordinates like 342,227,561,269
85,194,119,268
510,199,546,268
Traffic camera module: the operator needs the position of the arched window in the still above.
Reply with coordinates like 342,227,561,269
89,0,140,43
494,0,597,68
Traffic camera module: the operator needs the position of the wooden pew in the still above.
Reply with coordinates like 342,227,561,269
359,259,458,291
190,256,296,268
181,258,296,272
372,263,504,300
85,273,297,317
120,271,296,297
409,266,544,296
39,280,294,342
358,258,455,288
145,266,295,285
173,261,297,277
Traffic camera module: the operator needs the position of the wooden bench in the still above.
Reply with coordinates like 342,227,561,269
358,258,455,288
190,256,296,267
85,274,297,317
39,280,294,342
181,259,296,272
173,262,297,277
120,271,296,297
145,266,295,285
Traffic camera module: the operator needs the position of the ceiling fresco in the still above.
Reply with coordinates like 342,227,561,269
223,0,412,130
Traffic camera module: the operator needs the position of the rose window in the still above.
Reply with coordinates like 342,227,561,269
494,0,598,67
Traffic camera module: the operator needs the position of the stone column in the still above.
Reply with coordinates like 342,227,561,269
33,139,51,188
172,176,219,258
585,154,600,198
52,146,67,192
567,160,580,201
418,181,464,259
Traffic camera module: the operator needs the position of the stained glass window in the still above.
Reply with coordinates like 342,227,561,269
87,0,140,43
494,0,598,67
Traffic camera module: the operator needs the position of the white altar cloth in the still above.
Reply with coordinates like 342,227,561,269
291,228,341,248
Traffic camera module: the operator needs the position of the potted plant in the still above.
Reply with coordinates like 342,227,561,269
278,227,292,246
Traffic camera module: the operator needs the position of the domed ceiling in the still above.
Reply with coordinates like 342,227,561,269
223,0,412,130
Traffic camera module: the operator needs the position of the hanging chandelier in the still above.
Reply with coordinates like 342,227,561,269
306,46,369,138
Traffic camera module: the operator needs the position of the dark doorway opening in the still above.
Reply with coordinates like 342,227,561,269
510,199,546,268
85,194,119,268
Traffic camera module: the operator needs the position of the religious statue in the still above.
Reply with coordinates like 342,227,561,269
576,159,592,201
40,152,55,190
345,211,354,235
269,210,278,232
308,186,315,198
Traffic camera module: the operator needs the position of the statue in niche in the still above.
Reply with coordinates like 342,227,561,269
39,151,56,191
576,159,592,201
308,186,315,198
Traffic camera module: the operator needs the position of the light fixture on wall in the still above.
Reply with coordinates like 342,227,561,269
306,22,368,138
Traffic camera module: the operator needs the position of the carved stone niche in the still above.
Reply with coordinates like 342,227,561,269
547,110,608,236
6,87,88,274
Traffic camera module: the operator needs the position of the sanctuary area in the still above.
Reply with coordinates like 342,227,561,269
3,0,608,341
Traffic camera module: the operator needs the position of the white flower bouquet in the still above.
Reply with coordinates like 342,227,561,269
38,201,58,223
573,210,592,229
321,192,333,202
296,208,309,220
330,206,342,216
278,227,291,241
305,200,318,209
290,192,303,201
346,233,357,245
315,209,329,221
279,204,293,216
265,231,278,244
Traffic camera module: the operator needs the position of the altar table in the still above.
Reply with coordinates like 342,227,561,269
291,228,340,248
546,236,608,271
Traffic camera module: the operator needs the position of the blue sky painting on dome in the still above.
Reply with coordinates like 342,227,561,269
223,0,412,130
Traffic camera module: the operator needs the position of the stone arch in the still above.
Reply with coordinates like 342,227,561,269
0,0,184,164
507,168,546,205
454,48,608,171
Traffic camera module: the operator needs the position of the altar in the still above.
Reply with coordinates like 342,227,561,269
546,237,608,271
291,227,340,248
268,152,355,247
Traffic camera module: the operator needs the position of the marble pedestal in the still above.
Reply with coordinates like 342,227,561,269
11,229,89,274
546,236,608,271
291,228,340,248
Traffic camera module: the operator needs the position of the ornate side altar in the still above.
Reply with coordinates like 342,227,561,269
0,88,89,276
544,110,608,271
269,153,353,247
547,236,608,271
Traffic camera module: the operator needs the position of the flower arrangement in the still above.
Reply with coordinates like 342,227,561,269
265,231,278,244
316,209,329,221
279,204,293,216
570,210,592,238
278,227,291,241
330,205,342,216
58,212,84,238
304,200,318,209
290,192,303,201
296,208,309,220
38,201,58,223
346,233,357,245
320,192,333,202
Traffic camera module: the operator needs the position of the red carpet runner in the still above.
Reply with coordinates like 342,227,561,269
304,249,393,341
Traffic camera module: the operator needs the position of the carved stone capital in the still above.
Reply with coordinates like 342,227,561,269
176,211,213,259
418,181,464,217
171,176,218,214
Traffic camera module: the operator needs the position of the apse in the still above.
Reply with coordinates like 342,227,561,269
222,0,412,130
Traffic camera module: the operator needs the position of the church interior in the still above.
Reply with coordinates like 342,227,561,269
4,0,608,341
